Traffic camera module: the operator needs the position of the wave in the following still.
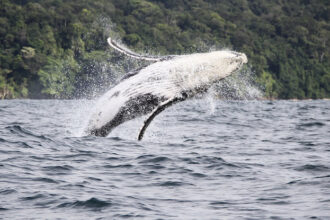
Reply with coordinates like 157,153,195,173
6,125,52,141
57,197,111,210
295,164,330,172
298,122,326,127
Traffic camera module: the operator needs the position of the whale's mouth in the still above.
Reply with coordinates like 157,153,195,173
240,53,248,64
231,51,248,64
225,52,248,75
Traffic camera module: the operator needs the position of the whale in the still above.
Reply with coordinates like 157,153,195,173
85,38,248,140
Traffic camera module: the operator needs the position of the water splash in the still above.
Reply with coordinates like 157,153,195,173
205,87,217,115
72,17,153,99
214,65,264,100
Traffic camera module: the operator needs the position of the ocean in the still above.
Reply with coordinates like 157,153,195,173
0,99,329,219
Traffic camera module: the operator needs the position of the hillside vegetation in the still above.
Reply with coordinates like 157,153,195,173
0,0,329,99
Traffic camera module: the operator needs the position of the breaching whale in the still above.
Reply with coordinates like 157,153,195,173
85,38,248,140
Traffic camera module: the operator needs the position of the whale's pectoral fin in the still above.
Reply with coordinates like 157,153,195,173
107,37,161,62
107,37,176,62
138,95,186,141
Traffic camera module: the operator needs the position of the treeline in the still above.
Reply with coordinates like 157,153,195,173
0,0,329,99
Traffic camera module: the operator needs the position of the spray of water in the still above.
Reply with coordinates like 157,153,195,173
213,65,264,100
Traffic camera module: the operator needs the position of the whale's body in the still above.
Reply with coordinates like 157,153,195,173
85,39,248,140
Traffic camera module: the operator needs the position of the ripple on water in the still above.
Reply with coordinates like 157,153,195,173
6,125,51,140
33,177,60,184
297,122,326,128
41,165,74,176
155,181,193,187
295,164,330,172
103,164,134,169
0,189,17,195
57,198,112,210
21,194,46,201
138,156,171,164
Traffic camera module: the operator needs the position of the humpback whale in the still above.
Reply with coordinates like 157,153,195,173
85,38,248,140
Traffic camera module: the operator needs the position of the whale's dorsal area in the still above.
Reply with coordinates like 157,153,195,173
85,38,248,140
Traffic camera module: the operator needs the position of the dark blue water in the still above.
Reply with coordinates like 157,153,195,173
0,99,329,219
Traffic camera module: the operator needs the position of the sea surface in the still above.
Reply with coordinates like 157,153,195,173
0,99,329,219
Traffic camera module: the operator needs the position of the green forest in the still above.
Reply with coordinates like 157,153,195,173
0,0,329,99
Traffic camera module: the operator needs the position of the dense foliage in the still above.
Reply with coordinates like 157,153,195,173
0,0,329,99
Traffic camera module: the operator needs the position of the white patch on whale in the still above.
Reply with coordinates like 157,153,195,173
85,38,248,140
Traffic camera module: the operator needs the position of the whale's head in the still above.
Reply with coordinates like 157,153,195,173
228,51,248,65
214,50,248,79
173,50,248,91
199,50,248,85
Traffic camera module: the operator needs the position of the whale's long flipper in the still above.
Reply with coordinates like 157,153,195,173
107,38,162,61
138,95,187,141
107,38,176,62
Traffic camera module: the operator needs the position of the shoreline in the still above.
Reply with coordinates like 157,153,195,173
1,98,330,101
